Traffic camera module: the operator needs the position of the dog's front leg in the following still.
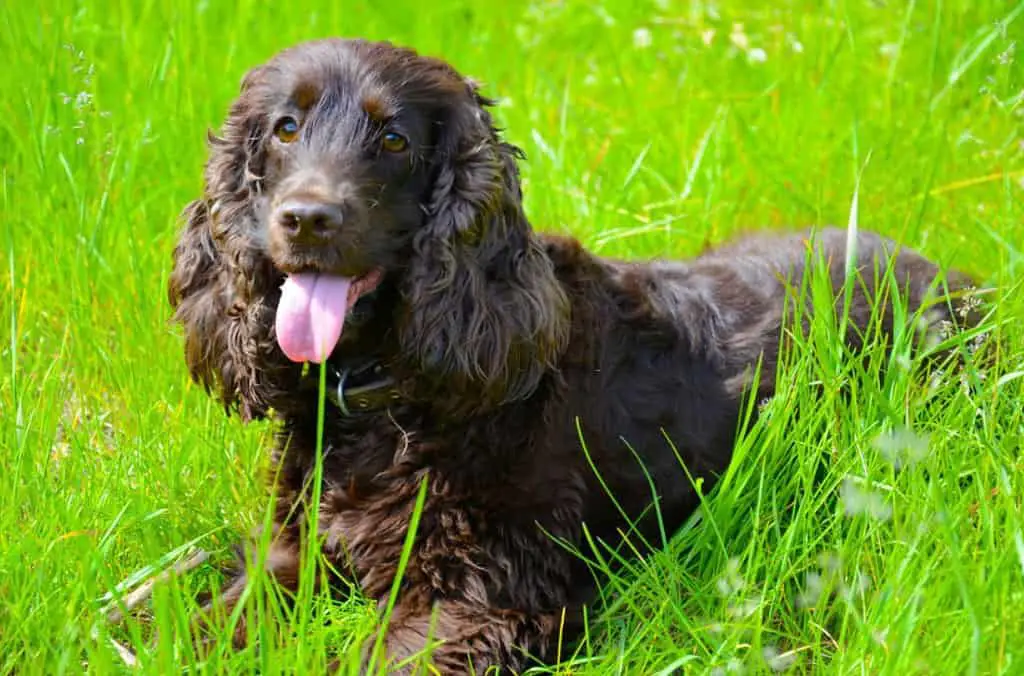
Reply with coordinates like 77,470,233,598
354,598,575,675
187,526,307,651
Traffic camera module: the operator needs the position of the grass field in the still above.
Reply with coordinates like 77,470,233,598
3,0,1024,673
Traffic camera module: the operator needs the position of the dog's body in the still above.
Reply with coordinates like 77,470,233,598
168,38,979,673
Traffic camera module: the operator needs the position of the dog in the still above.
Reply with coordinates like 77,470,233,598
168,37,984,673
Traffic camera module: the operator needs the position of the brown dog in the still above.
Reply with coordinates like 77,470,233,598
168,38,983,673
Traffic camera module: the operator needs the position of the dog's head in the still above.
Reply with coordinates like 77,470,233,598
168,39,569,419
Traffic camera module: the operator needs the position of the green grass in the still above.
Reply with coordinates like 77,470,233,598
2,0,1024,673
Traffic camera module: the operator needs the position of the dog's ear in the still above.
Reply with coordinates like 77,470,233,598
398,79,570,414
167,199,242,414
168,67,293,421
205,66,270,235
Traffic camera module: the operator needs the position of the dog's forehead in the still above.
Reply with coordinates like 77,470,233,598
264,40,467,117
273,54,394,117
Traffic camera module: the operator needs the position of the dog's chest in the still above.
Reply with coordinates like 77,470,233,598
278,409,574,607
313,458,493,604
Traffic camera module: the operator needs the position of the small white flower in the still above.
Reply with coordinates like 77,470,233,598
701,29,716,46
872,426,930,469
818,551,843,573
716,557,745,596
844,571,872,598
729,23,750,50
711,657,746,675
748,47,767,63
840,477,892,521
795,571,823,608
726,594,762,619
762,646,798,672
726,657,745,673
633,27,652,49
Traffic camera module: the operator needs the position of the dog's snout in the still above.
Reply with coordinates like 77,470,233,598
275,199,345,242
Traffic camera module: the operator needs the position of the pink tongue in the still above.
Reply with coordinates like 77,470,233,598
275,273,353,363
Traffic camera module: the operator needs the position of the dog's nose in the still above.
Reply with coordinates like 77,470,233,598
275,200,344,241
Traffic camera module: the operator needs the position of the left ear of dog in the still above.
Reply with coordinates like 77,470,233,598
398,80,570,415
168,66,299,422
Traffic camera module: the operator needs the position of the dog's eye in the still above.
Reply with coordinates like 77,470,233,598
273,116,300,143
381,131,408,153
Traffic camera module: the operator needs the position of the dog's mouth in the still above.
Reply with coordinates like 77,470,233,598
274,268,384,364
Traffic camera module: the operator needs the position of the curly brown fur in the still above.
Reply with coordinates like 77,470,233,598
168,38,987,674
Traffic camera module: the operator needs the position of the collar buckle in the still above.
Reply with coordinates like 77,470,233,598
325,361,400,417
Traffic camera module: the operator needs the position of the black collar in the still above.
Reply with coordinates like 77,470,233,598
323,360,402,416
